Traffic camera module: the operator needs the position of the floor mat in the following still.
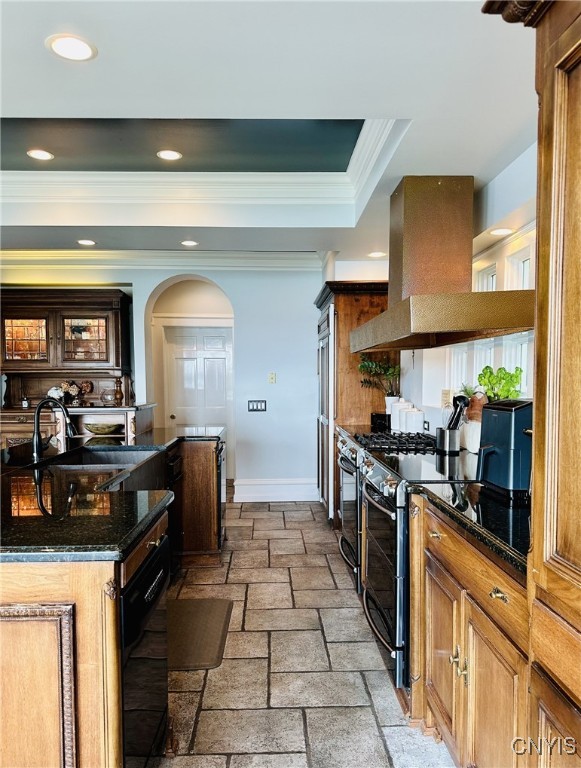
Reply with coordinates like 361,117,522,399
167,598,233,670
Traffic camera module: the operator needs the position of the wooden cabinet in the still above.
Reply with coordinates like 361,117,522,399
0,409,56,450
1,288,132,407
528,2,581,711
314,281,392,520
462,594,528,768
420,499,529,768
528,665,581,768
425,552,463,765
172,436,224,566
0,511,168,768
482,1,581,749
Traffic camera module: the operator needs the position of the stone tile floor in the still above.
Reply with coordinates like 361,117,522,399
142,500,455,768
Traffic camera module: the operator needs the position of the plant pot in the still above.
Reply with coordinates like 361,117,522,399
385,395,399,414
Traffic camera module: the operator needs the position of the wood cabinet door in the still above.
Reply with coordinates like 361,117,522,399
57,310,120,369
1,309,55,370
532,11,581,634
425,551,463,764
462,594,528,768
528,665,581,768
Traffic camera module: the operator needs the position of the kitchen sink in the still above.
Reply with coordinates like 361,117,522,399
33,447,167,492
37,447,161,467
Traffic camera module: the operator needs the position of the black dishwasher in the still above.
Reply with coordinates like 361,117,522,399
121,534,170,765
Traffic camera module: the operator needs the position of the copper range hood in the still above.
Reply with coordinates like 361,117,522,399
350,176,535,353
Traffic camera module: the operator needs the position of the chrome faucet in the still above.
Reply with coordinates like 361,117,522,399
32,397,77,463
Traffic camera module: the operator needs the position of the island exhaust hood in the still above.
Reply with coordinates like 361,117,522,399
350,176,535,353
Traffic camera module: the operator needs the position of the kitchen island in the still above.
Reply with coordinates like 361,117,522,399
0,473,173,768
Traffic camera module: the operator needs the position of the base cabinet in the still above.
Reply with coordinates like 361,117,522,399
462,594,528,768
172,437,224,566
425,551,528,768
0,559,122,767
527,666,581,768
425,552,463,765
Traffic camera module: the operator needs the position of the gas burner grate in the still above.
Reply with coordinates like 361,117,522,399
354,431,437,454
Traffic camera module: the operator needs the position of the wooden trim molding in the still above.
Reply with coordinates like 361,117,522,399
0,603,77,768
481,0,552,27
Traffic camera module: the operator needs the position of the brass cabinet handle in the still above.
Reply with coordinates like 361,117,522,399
428,530,442,540
456,659,469,685
146,538,161,549
449,645,460,666
488,586,509,603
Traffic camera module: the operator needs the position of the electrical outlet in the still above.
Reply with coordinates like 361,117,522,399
248,400,267,412
268,372,276,384
423,420,430,432
441,388,454,408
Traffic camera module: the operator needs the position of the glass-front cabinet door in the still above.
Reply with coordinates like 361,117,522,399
58,312,117,368
1,311,54,369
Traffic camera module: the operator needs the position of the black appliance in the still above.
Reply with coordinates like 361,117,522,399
336,430,363,592
476,399,533,497
353,430,453,690
121,535,171,765
371,412,389,432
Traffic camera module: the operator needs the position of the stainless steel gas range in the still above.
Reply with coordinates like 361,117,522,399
336,424,479,690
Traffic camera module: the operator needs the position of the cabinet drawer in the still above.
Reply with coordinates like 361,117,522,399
121,511,168,587
425,508,528,652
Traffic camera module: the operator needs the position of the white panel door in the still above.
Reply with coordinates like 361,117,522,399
164,326,232,427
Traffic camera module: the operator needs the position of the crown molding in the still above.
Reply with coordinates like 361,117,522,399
0,170,353,205
0,119,403,230
0,249,322,271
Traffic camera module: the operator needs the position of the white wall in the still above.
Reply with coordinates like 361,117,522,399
2,259,321,501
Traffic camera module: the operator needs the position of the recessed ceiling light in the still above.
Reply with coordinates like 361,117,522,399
157,150,183,161
490,227,514,236
46,34,97,61
77,239,96,246
181,240,198,247
368,251,387,259
27,148,54,161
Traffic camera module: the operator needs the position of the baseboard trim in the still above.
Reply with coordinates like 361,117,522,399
233,478,319,503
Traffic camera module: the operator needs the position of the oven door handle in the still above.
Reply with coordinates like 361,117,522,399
362,482,396,521
362,588,396,658
337,456,356,475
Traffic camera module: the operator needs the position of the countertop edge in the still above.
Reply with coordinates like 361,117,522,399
414,485,527,582
0,490,174,563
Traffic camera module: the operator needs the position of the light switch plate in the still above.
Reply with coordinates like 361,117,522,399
248,400,267,412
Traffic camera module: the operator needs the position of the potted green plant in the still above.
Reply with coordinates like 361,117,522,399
460,366,522,454
477,365,523,401
358,354,400,397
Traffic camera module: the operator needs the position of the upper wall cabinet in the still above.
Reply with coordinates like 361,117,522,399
1,289,132,406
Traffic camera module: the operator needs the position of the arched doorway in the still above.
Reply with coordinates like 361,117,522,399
147,276,235,477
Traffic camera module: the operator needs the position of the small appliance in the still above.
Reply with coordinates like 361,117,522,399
476,399,533,497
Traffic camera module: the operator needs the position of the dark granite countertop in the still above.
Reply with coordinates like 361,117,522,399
336,422,530,575
0,423,224,563
0,477,173,563
414,483,530,575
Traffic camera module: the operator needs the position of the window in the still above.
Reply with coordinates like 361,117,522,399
502,331,533,396
474,340,495,376
476,265,497,292
450,344,468,390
